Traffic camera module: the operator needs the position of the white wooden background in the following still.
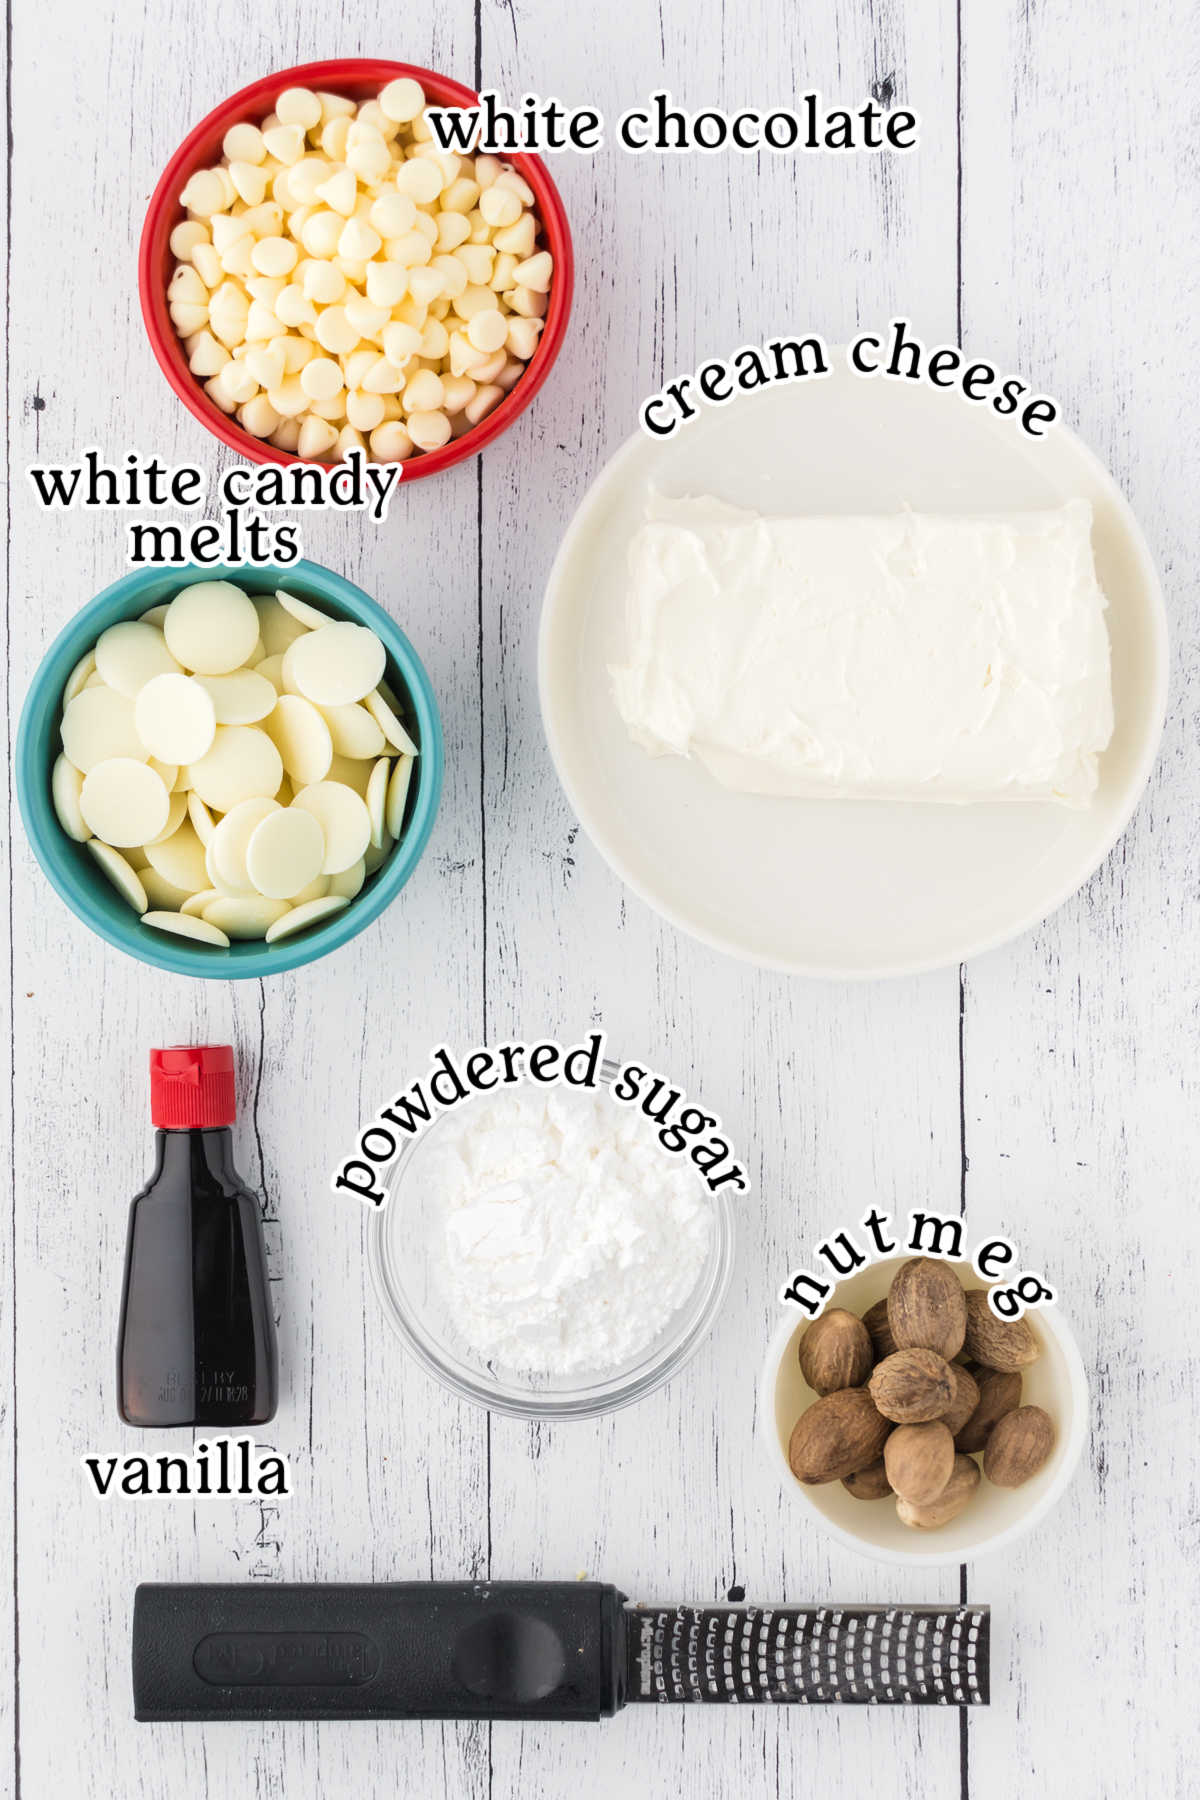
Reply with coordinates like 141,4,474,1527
1,1,1197,1795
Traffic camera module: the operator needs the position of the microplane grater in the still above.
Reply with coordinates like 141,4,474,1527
133,1583,989,1719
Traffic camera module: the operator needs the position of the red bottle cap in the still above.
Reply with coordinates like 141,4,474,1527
150,1046,237,1129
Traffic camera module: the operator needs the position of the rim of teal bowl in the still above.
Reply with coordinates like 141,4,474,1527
16,560,444,980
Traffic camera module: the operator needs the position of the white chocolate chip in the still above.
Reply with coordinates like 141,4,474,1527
513,249,553,292
479,185,522,228
224,121,268,164
464,382,504,426
379,78,426,124
407,410,452,451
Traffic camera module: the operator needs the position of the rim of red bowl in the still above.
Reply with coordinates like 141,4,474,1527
138,58,574,480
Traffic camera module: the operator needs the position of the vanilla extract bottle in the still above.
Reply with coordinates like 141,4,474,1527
117,1045,277,1428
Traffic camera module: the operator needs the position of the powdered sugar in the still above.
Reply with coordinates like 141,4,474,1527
426,1085,714,1375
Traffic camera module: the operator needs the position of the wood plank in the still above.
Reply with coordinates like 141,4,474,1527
478,0,963,1792
6,4,486,1795
959,0,1200,1792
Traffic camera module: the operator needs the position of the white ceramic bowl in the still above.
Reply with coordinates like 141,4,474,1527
540,362,1168,976
760,1255,1089,1565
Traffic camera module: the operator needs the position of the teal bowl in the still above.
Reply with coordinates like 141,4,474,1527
16,560,443,980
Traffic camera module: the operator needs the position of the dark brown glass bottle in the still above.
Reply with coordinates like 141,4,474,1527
117,1045,277,1428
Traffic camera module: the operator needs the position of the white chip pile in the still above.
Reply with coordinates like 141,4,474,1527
167,78,553,463
54,580,418,948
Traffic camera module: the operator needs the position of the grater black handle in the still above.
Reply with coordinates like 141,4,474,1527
133,1582,627,1721
626,1605,989,1705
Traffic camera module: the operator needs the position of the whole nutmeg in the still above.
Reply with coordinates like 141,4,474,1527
983,1405,1056,1488
884,1421,955,1506
887,1257,967,1360
798,1308,874,1396
868,1347,954,1423
940,1364,981,1438
955,1369,1022,1453
788,1387,891,1485
861,1297,897,1362
896,1453,981,1529
963,1289,1041,1372
841,1459,893,1501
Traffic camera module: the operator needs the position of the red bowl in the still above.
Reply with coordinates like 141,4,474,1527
138,58,574,479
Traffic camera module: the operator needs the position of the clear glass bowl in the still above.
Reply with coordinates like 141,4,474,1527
367,1065,736,1420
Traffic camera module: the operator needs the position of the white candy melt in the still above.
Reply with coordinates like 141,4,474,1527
52,755,91,842
141,911,231,948
61,686,146,772
365,686,419,755
288,621,385,706
165,581,261,674
202,895,291,938
275,587,331,630
264,894,349,941
366,755,389,848
87,841,149,912
385,753,414,840
135,672,217,765
188,725,283,812
142,821,210,894
94,621,181,695
263,693,333,785
79,759,170,847
195,668,277,724
208,787,277,880
292,780,371,872
245,806,325,899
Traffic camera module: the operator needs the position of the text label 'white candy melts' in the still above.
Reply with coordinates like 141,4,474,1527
166,79,553,464
49,579,421,948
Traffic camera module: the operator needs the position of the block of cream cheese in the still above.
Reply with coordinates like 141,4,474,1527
609,496,1114,806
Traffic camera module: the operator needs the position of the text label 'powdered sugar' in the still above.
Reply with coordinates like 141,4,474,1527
331,1031,748,1208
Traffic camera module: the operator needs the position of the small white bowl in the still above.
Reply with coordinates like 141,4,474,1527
760,1255,1089,1566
